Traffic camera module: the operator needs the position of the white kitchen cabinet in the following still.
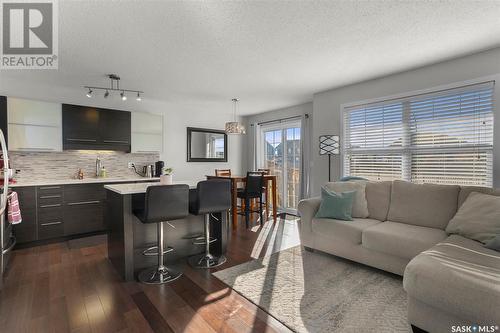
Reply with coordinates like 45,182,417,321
7,98,61,126
131,112,163,153
7,98,62,151
8,124,62,152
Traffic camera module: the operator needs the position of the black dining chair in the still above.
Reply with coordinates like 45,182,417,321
237,172,264,228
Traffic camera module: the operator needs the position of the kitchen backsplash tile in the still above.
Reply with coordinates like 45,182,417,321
10,150,159,183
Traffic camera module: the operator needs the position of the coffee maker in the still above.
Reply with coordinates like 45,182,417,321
154,161,164,177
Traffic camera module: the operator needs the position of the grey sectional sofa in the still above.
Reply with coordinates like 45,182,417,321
297,180,500,333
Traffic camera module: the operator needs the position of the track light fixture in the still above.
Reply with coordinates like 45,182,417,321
84,74,143,101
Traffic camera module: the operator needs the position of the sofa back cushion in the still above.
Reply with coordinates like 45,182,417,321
446,192,500,244
324,181,369,218
387,180,460,229
458,186,500,207
365,181,392,221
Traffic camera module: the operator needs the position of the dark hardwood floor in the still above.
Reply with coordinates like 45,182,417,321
0,215,300,333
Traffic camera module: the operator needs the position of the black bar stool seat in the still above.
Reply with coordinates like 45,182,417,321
133,184,189,284
188,179,231,268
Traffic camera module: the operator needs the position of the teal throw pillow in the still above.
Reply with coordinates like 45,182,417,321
315,187,355,221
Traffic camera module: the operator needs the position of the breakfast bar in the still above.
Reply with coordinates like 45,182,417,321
105,181,229,281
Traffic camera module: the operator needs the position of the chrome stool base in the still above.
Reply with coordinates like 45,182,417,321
138,266,182,284
188,253,226,269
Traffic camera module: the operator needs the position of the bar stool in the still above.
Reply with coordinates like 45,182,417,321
188,179,231,268
133,184,189,284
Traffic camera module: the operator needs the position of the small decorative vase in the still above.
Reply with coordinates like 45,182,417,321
160,174,173,185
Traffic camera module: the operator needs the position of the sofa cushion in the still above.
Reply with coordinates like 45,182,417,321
365,181,392,221
446,192,500,244
403,235,500,324
458,185,500,207
362,221,447,260
324,181,369,218
312,218,381,244
387,180,459,229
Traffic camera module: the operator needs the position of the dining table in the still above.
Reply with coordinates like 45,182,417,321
206,174,278,228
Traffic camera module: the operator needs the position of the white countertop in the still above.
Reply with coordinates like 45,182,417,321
104,180,198,195
10,177,161,187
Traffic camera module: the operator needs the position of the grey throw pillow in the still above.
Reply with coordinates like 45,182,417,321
446,192,500,244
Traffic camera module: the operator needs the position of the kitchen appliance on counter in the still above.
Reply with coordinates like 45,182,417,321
143,164,155,178
154,161,164,177
0,129,14,290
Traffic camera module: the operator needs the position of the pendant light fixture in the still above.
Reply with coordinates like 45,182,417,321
225,98,246,135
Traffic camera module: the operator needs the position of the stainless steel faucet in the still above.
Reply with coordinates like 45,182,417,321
96,156,102,177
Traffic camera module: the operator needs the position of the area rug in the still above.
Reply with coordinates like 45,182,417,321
213,246,410,333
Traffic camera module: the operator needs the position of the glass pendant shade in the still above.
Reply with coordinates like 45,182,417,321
225,121,246,134
225,98,246,135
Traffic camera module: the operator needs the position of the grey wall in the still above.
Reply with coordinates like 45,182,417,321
312,47,500,194
243,102,313,171
244,47,500,196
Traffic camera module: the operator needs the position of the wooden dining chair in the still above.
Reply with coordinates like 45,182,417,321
215,169,232,177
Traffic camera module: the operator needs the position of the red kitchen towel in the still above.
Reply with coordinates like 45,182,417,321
7,191,22,225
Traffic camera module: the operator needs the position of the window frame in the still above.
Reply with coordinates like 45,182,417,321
340,76,498,186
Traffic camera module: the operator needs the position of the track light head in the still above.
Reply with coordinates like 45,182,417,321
120,91,127,101
86,88,93,98
104,90,109,98
136,92,141,101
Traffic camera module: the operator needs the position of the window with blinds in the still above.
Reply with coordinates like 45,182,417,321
343,81,494,186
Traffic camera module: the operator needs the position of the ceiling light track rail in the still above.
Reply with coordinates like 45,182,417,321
84,74,143,101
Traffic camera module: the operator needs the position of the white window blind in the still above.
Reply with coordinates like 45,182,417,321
343,81,494,186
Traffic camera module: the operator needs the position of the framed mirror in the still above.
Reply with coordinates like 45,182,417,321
187,127,228,162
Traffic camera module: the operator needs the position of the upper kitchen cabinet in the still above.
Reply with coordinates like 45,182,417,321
131,112,163,153
99,109,131,149
7,98,62,152
62,104,99,148
62,104,131,152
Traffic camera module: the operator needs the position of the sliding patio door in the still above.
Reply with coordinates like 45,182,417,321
259,120,301,214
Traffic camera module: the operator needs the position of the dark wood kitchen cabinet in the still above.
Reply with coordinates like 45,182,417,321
12,186,36,243
12,180,156,246
99,109,131,149
63,184,105,235
37,185,64,240
62,104,131,152
62,104,100,148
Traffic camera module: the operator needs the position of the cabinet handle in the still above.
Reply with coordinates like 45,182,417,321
40,203,61,208
39,186,61,190
136,150,158,153
40,221,62,226
66,138,97,142
40,195,61,199
67,200,100,206
103,140,129,144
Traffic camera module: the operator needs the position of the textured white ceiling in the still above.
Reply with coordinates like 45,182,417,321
1,0,500,115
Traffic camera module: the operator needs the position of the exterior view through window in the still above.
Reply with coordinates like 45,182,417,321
343,82,494,186
260,120,301,213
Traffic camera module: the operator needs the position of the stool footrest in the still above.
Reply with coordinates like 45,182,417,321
142,246,174,256
192,237,217,245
